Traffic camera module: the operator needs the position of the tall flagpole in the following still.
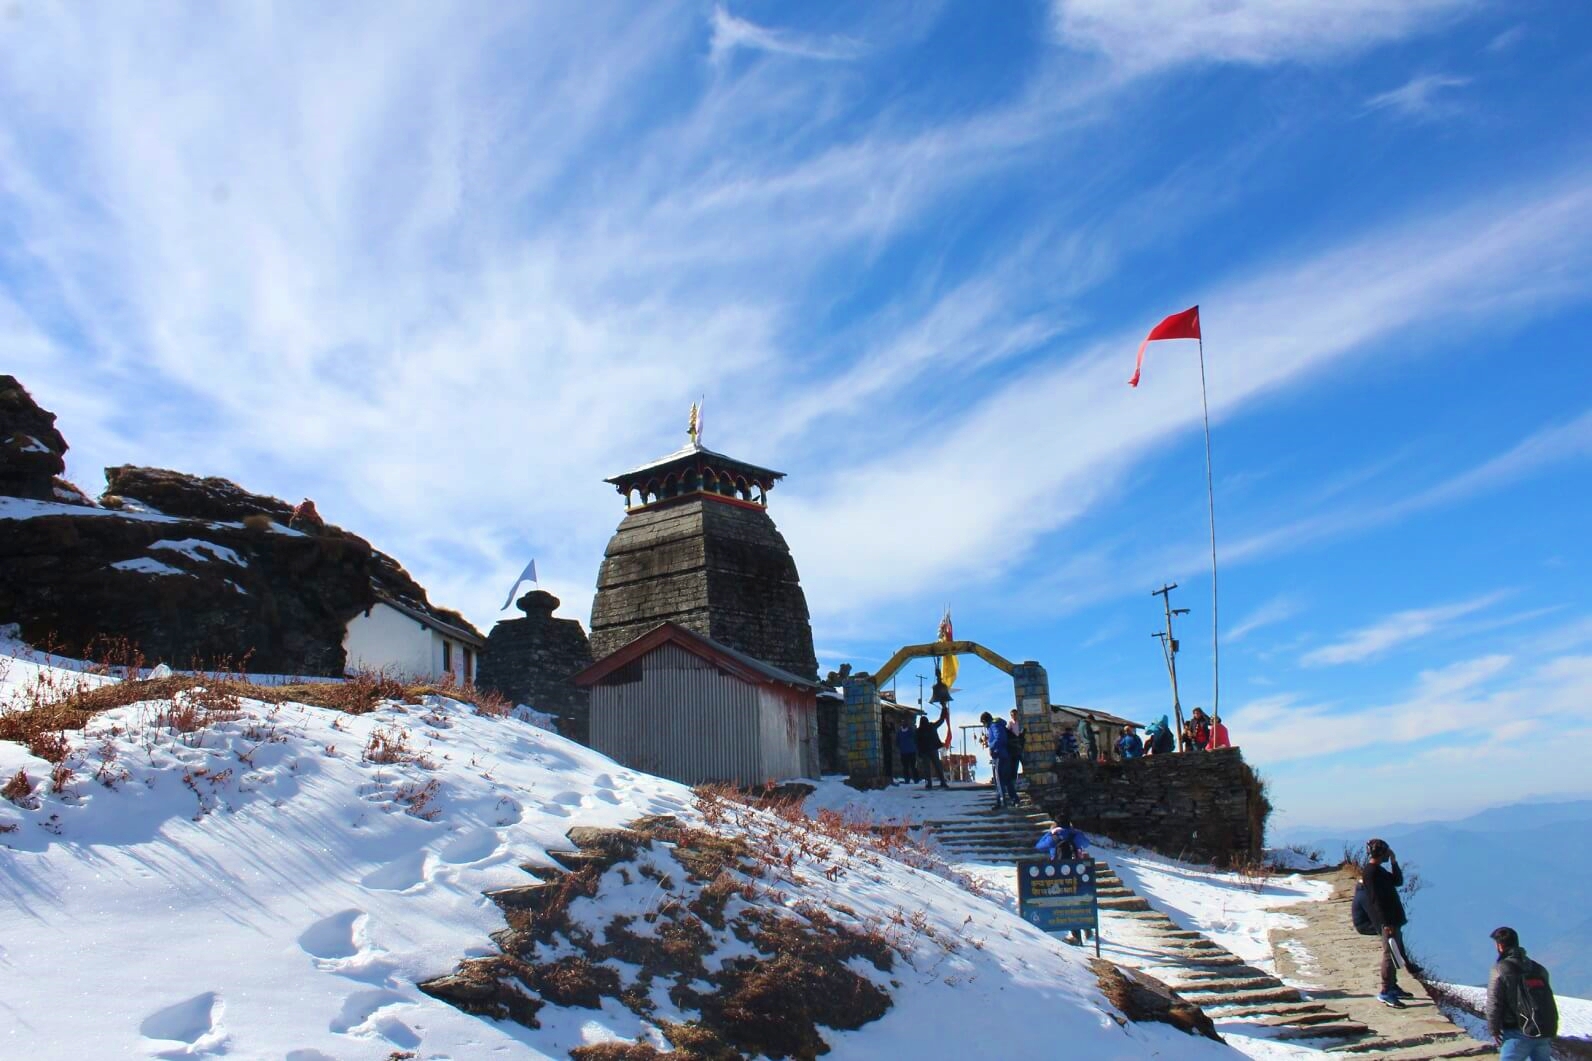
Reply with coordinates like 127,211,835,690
1195,335,1219,721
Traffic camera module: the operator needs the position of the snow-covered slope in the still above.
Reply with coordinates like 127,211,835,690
0,647,1240,1059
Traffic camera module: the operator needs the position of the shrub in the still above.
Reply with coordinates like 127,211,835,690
2,768,33,805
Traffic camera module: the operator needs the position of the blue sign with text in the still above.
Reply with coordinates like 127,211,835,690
1016,857,1098,941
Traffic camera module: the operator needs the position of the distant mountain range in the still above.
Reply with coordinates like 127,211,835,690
1280,799,1592,995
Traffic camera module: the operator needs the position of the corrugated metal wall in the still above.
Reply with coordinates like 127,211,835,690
592,643,769,786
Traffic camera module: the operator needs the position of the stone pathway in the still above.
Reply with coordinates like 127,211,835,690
915,788,1493,1058
1269,868,1495,1060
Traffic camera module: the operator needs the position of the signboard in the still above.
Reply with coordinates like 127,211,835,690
1017,856,1099,954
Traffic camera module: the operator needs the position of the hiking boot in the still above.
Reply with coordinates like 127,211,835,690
1376,992,1406,1009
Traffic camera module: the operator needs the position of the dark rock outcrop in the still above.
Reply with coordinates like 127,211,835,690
476,590,593,743
1,376,69,501
1091,959,1222,1041
0,381,480,675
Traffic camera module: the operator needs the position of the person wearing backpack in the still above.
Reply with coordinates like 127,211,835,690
1358,838,1416,1007
1487,926,1558,1059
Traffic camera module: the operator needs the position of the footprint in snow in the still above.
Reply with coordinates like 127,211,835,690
139,991,227,1057
360,850,432,892
329,989,420,1048
550,790,584,806
299,910,363,960
591,773,615,790
437,826,500,865
285,1052,338,1061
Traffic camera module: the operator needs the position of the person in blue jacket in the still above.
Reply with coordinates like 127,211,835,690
980,711,1019,809
894,721,919,784
1036,823,1090,861
1145,715,1175,755
1116,724,1144,759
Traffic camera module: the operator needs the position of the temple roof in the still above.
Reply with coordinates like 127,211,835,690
604,440,784,487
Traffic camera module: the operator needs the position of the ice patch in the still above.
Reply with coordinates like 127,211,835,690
111,557,191,578
150,539,247,567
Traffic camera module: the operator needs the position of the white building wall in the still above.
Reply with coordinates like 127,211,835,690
344,603,475,681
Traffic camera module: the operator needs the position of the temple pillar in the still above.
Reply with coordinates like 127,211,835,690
842,673,882,781
1013,661,1056,787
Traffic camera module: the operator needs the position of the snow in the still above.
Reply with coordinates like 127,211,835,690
150,538,247,567
0,646,1245,1059
1433,981,1592,1042
109,557,192,577
10,433,51,453
0,495,305,536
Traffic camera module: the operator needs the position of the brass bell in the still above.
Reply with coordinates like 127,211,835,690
930,680,953,706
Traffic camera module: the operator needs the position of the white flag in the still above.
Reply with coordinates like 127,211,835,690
500,558,539,610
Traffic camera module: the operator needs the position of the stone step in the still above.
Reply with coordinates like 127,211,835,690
1189,985,1305,1008
1212,1000,1333,1021
1328,1030,1476,1056
1273,1023,1375,1042
1098,896,1153,912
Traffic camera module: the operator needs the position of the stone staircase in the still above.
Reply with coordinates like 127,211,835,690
915,788,1493,1059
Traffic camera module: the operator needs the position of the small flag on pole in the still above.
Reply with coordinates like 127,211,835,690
1128,305,1201,387
500,558,539,610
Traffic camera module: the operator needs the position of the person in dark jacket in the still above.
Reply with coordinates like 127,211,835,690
1116,725,1143,760
1145,715,1175,755
981,712,1018,808
1361,838,1415,1007
1187,707,1212,751
1055,726,1079,760
916,712,949,790
1078,715,1099,762
894,722,919,784
1487,926,1558,1059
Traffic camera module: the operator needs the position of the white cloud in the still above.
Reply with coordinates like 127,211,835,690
1051,0,1472,72
1227,596,1299,643
1301,592,1506,666
709,7,866,63
1364,72,1472,118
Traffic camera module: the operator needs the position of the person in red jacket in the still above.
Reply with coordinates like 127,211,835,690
1209,713,1231,749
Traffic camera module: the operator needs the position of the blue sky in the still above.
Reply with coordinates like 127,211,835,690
3,1,1589,829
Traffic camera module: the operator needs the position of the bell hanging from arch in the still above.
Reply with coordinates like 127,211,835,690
930,679,953,707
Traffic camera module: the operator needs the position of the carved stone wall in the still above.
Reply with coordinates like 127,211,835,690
589,497,818,682
1027,747,1269,865
477,591,593,743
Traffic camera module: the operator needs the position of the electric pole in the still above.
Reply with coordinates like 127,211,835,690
1152,583,1191,751
915,674,928,710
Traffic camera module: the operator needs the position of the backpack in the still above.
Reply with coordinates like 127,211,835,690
1511,957,1559,1039
1350,883,1377,935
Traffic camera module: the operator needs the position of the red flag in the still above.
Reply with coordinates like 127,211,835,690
1128,305,1200,387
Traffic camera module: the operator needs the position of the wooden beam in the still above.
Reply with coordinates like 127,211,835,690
872,640,1015,688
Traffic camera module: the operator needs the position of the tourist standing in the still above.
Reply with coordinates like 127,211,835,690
1078,715,1099,762
1145,715,1175,755
981,711,1018,808
1487,926,1558,1059
1359,838,1415,1007
1116,725,1143,760
895,721,919,784
916,711,950,790
1008,709,1027,776
1055,725,1079,761
1187,707,1212,751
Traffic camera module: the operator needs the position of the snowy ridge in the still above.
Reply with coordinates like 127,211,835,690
0,647,1241,1059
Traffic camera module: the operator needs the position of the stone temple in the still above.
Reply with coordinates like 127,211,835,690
588,433,818,683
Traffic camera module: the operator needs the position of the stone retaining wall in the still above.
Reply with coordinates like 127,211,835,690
1027,747,1268,865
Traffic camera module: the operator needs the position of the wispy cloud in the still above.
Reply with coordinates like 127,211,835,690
1052,0,1472,73
709,7,866,63
1365,72,1472,119
1301,591,1507,666
1228,595,1299,643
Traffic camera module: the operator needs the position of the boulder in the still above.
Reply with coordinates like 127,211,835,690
0,378,482,675
0,376,68,500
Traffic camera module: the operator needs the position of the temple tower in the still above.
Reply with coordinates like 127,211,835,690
589,428,818,682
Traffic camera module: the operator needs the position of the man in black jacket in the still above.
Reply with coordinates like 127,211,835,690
1487,926,1558,1060
1361,838,1415,1007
